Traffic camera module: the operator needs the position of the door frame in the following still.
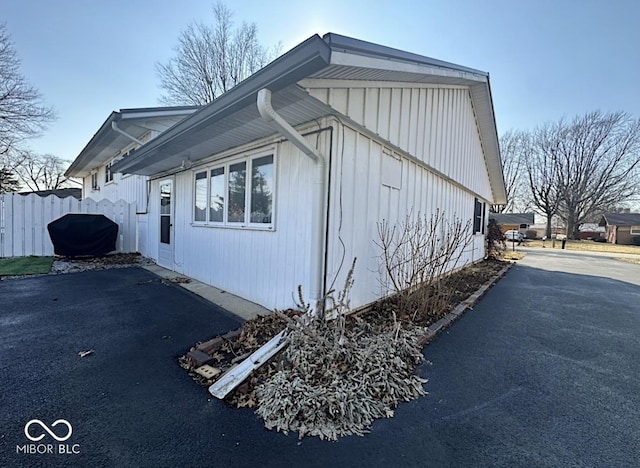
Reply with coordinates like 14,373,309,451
157,177,175,270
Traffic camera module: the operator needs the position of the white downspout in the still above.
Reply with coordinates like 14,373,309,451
111,121,144,146
257,88,326,308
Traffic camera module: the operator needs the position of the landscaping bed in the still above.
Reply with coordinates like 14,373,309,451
179,258,512,440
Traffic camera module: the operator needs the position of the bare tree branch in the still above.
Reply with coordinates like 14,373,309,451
156,2,281,106
0,23,56,156
14,152,70,191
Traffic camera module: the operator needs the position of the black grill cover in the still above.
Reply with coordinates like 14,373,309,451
47,214,118,257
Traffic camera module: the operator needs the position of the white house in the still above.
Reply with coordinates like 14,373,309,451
108,33,506,311
65,106,199,252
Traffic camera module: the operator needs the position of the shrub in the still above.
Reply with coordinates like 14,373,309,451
632,236,640,246
525,229,538,239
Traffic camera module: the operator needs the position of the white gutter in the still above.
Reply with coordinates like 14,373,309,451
257,88,326,307
111,121,144,146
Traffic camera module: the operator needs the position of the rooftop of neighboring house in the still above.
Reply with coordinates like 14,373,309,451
18,188,82,199
489,213,535,225
599,212,640,226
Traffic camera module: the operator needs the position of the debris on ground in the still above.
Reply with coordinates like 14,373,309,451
179,258,511,440
78,349,94,358
51,253,154,275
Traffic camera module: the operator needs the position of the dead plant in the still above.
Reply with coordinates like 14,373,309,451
375,210,473,322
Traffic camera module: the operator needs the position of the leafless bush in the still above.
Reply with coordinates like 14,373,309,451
376,210,473,321
257,258,428,440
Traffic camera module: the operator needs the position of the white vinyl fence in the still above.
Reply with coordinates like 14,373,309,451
0,193,136,257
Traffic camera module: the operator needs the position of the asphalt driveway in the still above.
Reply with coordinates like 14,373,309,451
1,253,639,467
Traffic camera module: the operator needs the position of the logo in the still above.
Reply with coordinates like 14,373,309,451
16,419,80,455
24,419,73,442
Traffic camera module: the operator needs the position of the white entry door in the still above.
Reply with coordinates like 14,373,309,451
158,178,174,269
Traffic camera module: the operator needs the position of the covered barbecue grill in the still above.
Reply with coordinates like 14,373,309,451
47,214,118,257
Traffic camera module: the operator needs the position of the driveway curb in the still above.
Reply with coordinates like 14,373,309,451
418,262,513,345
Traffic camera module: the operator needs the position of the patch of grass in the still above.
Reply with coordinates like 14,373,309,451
525,239,640,255
502,251,524,261
0,256,54,276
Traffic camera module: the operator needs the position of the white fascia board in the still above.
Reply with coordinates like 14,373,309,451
329,50,488,84
299,78,469,90
119,109,198,120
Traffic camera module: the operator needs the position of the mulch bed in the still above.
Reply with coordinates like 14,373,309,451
180,258,511,416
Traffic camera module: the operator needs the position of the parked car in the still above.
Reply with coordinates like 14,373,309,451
504,230,524,242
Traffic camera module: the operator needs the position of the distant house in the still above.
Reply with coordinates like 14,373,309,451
578,223,605,240
599,213,640,245
489,213,535,234
19,188,82,199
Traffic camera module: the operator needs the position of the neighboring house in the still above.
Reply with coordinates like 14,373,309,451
19,188,82,199
65,106,199,254
578,223,605,240
599,213,640,245
489,213,535,234
110,33,507,311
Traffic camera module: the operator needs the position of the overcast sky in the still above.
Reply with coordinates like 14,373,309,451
4,0,640,161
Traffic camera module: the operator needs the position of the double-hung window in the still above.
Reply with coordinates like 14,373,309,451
193,152,274,228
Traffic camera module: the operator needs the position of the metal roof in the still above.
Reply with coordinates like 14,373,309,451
65,106,200,178
112,33,506,204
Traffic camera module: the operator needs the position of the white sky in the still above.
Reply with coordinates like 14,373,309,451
4,0,640,162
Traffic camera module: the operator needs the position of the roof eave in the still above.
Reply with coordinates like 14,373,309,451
113,34,332,175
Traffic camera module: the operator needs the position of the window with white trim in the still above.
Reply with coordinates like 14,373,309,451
630,226,640,235
473,198,486,234
193,152,274,227
105,161,114,183
91,172,99,191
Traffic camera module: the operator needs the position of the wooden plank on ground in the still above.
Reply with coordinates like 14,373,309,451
208,330,288,399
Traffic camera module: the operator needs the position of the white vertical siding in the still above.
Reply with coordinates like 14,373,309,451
151,132,327,310
306,83,493,202
325,122,486,310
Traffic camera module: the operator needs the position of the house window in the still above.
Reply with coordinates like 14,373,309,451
631,226,640,235
228,162,247,223
91,172,99,191
105,162,114,183
193,152,274,228
209,167,225,222
473,198,485,234
194,171,207,222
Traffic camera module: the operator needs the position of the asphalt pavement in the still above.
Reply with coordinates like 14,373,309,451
1,253,639,467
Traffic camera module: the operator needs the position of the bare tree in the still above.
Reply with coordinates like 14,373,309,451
15,153,70,191
553,111,640,239
0,167,20,193
156,2,280,106
525,122,563,238
494,129,529,213
0,24,55,156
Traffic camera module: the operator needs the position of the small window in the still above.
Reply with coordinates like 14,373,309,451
631,226,640,235
250,155,273,223
91,172,99,191
194,171,207,222
209,167,225,222
228,162,247,223
105,162,114,183
473,198,485,234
